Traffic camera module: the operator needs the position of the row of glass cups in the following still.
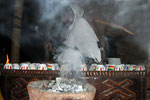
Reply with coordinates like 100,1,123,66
80,64,145,71
3,63,59,70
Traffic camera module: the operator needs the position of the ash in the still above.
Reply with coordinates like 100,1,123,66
39,77,86,93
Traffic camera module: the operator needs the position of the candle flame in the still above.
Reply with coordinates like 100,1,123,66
6,54,9,64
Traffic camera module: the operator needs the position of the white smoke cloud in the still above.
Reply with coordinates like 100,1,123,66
57,48,85,78
38,0,86,78
39,0,70,22
38,0,150,67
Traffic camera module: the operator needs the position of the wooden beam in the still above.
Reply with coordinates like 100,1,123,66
95,19,134,35
11,0,24,63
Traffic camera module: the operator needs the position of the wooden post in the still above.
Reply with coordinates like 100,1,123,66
11,0,24,63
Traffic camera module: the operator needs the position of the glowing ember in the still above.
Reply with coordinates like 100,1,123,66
6,53,10,64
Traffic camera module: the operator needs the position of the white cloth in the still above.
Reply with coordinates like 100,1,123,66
64,4,101,62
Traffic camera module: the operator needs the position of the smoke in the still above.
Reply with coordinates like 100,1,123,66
38,0,84,78
38,0,102,78
27,0,150,64
112,0,150,58
39,0,70,22
38,0,72,47
58,48,85,79
0,0,15,39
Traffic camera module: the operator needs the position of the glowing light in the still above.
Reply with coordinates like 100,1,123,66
6,53,9,64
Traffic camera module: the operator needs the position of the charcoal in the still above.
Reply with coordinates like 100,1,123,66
38,77,86,93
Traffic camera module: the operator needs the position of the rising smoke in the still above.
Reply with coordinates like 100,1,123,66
1,0,150,64
38,0,102,78
38,0,84,78
38,0,150,76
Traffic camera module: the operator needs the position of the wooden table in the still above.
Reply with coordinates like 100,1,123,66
0,69,147,100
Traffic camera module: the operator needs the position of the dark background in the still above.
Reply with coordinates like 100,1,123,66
0,0,46,63
0,0,148,64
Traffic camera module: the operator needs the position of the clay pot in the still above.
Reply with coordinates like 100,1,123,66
27,80,96,100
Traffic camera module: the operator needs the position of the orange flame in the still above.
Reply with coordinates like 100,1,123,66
6,53,9,64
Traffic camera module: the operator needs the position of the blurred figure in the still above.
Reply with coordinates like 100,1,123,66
64,4,102,63
47,4,102,64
